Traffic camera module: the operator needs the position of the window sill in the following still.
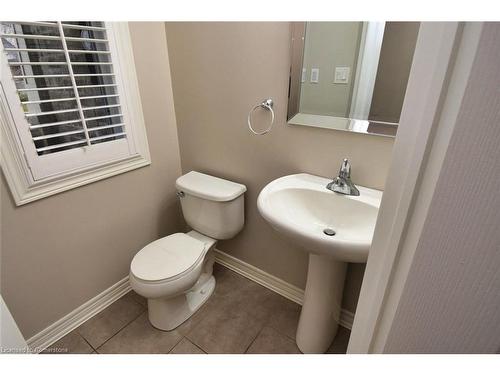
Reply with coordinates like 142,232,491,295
2,153,151,206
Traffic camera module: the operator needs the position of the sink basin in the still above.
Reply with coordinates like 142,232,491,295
257,173,382,353
257,173,382,262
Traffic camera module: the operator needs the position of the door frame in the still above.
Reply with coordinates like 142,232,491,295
347,22,484,353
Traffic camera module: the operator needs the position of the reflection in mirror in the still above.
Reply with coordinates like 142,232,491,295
288,22,419,137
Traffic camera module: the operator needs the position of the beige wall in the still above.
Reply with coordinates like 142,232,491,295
165,22,394,312
0,22,182,339
299,22,362,117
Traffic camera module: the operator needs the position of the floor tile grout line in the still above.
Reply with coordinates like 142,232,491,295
76,331,97,353
184,337,208,354
245,325,302,354
243,325,266,354
168,336,207,354
181,295,217,340
77,292,146,352
265,325,301,348
92,307,146,353
166,334,186,354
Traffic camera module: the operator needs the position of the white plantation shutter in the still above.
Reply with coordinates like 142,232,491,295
0,21,145,182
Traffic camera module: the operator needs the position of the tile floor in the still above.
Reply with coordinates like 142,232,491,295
44,264,350,354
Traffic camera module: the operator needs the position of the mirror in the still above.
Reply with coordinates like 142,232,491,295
288,22,419,137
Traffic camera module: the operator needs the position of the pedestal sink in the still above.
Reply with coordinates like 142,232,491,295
257,173,382,353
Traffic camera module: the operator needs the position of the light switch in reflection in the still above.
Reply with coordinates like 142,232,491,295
310,68,319,83
334,67,350,84
302,68,306,83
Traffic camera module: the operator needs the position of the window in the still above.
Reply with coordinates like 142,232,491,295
1,22,150,205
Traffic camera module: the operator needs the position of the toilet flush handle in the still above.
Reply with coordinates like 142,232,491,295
176,191,185,198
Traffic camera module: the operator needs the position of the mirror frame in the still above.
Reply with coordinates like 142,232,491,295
287,22,405,138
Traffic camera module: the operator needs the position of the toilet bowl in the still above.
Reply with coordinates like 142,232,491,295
129,171,246,331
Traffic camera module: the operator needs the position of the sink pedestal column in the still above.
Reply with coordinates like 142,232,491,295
296,254,348,353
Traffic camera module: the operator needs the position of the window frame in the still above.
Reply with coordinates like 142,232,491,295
0,22,151,206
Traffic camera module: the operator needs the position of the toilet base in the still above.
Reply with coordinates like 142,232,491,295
147,274,216,331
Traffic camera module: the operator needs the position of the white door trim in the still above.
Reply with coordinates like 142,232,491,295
1,295,28,353
347,22,484,353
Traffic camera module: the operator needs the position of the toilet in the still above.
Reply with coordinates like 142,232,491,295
129,171,246,331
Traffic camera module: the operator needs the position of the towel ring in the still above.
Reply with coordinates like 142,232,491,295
247,98,275,135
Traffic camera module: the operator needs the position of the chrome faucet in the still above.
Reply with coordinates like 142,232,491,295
326,159,360,196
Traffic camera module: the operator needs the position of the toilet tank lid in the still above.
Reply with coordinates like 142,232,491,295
176,171,247,202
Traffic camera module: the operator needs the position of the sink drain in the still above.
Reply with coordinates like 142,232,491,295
323,228,336,236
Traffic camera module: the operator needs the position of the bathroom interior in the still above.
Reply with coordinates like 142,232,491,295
0,3,499,371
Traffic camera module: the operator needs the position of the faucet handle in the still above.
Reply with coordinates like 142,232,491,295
339,158,351,178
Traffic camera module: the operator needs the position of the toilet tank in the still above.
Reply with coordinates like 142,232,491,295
176,171,247,240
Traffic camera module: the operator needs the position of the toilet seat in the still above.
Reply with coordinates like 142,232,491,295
130,233,206,283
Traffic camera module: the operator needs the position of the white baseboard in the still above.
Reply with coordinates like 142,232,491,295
214,249,354,330
27,277,131,353
339,309,354,330
26,250,353,353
